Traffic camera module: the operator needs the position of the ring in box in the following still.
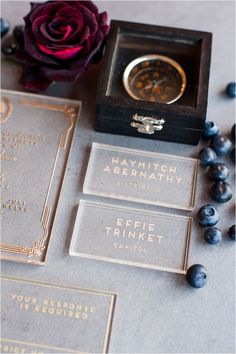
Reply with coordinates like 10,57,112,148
96,20,212,145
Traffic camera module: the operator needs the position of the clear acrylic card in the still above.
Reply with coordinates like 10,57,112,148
83,143,199,211
70,200,193,274
1,275,116,354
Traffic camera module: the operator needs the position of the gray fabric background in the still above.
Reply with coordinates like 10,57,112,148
1,1,235,353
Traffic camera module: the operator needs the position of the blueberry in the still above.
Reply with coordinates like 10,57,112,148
204,227,222,245
208,163,229,181
231,124,235,142
211,135,232,156
228,225,235,241
1,40,16,56
230,147,235,163
197,204,219,226
226,82,236,98
199,147,217,166
0,18,10,37
211,181,232,203
186,264,208,288
202,121,219,139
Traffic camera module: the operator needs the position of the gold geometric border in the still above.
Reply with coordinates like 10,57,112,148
0,92,81,264
1,275,117,354
0,206,51,263
0,96,13,124
19,98,78,149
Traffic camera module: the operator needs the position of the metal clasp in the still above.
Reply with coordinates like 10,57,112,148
131,114,165,135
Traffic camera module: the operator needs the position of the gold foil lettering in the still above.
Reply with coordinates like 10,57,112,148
166,176,174,183
114,228,120,236
161,165,167,172
176,177,182,184
138,233,145,240
131,169,137,176
148,173,155,180
138,161,145,168
103,157,182,185
103,166,110,173
11,293,96,321
116,219,123,227
105,218,164,254
1,129,45,149
130,160,136,167
0,150,17,161
139,171,147,178
148,234,154,242
113,242,148,253
120,159,128,166
169,166,177,173
111,157,119,164
125,220,132,227
113,167,120,174
148,224,154,231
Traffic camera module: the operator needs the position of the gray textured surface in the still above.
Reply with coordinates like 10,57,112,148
1,1,235,353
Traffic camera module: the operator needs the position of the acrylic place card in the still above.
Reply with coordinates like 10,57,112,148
70,200,193,274
83,143,199,211
1,275,116,354
0,90,81,264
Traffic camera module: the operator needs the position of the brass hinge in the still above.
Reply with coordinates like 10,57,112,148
131,114,165,135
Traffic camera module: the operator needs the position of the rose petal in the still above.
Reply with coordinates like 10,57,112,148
97,12,109,39
24,27,59,65
32,15,52,43
48,24,63,38
77,1,99,19
55,8,84,35
49,16,83,36
57,6,82,20
29,2,42,12
66,20,88,43
38,43,83,60
75,25,90,45
41,61,88,81
19,64,52,92
14,47,39,65
40,29,104,82
62,0,99,18
99,12,108,25
40,22,73,43
24,2,42,26
30,1,66,22
57,24,73,39
43,23,64,39
52,16,82,30
79,36,91,55
79,5,98,35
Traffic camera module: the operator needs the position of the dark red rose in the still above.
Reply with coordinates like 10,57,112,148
15,0,109,91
